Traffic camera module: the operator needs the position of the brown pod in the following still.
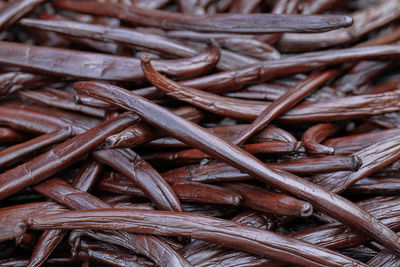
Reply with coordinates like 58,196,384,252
33,178,192,267
0,40,220,81
73,80,400,255
0,127,25,145
0,112,139,200
143,141,304,165
348,177,400,195
27,159,102,267
17,88,106,118
0,201,68,242
219,182,313,217
98,173,242,206
324,128,400,155
0,0,44,30
93,148,183,212
278,0,400,51
54,0,352,33
105,106,203,149
233,70,335,145
367,247,400,267
138,54,400,122
134,44,400,99
311,134,400,193
181,210,275,266
0,104,90,135
28,208,366,267
75,239,153,267
0,71,53,97
302,123,338,155
0,221,26,243
0,127,72,169
0,202,68,225
161,155,362,184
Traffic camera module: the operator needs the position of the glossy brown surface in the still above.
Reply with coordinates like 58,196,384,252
0,112,138,200
105,106,203,148
134,44,400,99
161,155,362,184
143,141,305,165
311,135,400,193
93,148,183,212
0,127,25,145
0,71,53,97
233,70,335,145
0,127,72,169
29,208,367,267
98,173,242,206
54,0,352,33
278,0,400,51
75,239,153,267
144,124,295,149
219,182,313,217
0,0,43,30
33,178,191,267
73,80,400,255
27,159,103,267
138,58,400,122
302,123,338,155
21,16,249,71
17,88,106,117
1,1,399,265
0,201,68,243
0,41,219,81
324,128,400,154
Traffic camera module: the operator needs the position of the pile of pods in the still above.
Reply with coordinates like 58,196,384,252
1,0,400,266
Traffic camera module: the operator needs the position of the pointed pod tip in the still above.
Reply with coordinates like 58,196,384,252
300,202,313,217
351,155,363,171
140,54,152,65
